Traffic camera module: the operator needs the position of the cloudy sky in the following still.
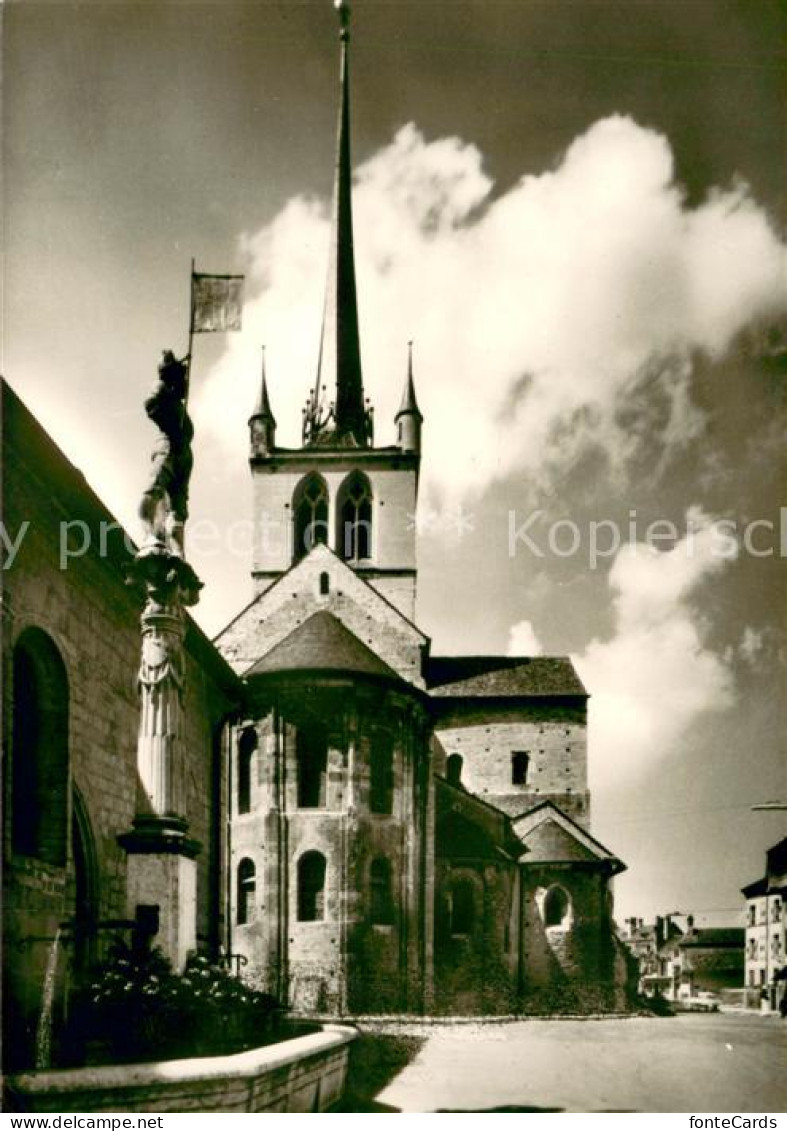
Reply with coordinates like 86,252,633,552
5,0,786,924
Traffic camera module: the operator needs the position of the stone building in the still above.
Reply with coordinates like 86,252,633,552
742,837,787,1010
214,10,628,1017
1,8,630,1059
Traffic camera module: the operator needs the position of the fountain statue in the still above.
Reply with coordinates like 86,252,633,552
119,349,203,969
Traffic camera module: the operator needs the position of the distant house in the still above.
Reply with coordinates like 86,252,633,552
643,917,744,1001
676,927,745,999
742,837,787,1011
622,916,681,997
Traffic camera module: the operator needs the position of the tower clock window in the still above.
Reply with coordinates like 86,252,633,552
337,472,373,562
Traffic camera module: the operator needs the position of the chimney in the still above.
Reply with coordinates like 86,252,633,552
687,914,695,932
655,916,664,946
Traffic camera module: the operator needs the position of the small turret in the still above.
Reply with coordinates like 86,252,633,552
395,341,423,455
249,347,276,457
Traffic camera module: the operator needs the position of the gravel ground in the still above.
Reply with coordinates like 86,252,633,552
339,1012,787,1113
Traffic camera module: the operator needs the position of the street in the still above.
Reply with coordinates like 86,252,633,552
340,1013,787,1113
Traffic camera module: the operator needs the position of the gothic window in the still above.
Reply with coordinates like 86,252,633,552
237,858,256,925
446,753,463,786
237,726,257,815
543,885,570,928
337,472,372,562
511,751,530,785
297,851,326,922
369,731,393,815
10,628,69,865
449,879,476,936
293,474,329,563
369,857,394,925
296,724,328,808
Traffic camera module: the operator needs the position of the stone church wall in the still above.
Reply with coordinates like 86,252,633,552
433,700,590,826
1,386,238,1066
218,545,425,687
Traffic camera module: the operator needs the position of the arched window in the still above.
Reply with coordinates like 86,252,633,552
293,474,329,563
446,753,463,786
511,751,530,785
543,885,570,928
237,858,256,925
337,472,372,562
370,857,394,924
450,879,476,936
11,628,69,865
319,571,330,596
369,731,393,815
237,727,257,815
297,724,328,808
297,851,326,922
68,787,99,974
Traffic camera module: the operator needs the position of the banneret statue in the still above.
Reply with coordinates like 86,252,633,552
139,350,194,558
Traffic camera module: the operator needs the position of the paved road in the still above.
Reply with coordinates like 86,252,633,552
358,1013,787,1113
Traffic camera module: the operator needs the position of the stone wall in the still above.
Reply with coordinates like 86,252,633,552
217,543,426,687
249,451,418,620
432,700,590,827
5,1024,357,1113
1,385,239,1067
229,676,432,1016
520,864,618,1012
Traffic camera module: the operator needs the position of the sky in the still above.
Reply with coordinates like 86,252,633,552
4,0,786,926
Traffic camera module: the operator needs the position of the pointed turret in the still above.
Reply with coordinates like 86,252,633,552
396,341,423,455
306,0,370,448
249,347,276,457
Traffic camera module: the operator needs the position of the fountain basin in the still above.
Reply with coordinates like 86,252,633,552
5,1023,357,1113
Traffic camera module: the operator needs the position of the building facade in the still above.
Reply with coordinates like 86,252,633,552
742,838,787,1011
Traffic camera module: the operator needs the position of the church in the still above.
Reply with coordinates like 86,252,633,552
2,5,631,1063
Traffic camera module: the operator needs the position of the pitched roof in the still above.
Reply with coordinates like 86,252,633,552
427,655,586,698
245,610,400,683
512,800,625,874
741,876,769,898
679,928,745,949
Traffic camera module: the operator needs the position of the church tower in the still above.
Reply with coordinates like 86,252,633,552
247,0,422,622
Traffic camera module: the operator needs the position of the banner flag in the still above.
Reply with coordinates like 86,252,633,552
191,273,244,333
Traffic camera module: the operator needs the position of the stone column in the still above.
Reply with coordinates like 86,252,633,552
118,544,203,970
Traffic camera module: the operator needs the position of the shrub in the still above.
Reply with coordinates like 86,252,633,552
66,940,281,1065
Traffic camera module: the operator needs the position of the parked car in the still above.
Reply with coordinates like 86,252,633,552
675,991,719,1012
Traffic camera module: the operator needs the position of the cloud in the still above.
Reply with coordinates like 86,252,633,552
574,510,738,790
508,619,543,657
195,117,787,505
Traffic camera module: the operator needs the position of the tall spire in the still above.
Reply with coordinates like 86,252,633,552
308,0,369,448
396,340,423,455
249,346,276,457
